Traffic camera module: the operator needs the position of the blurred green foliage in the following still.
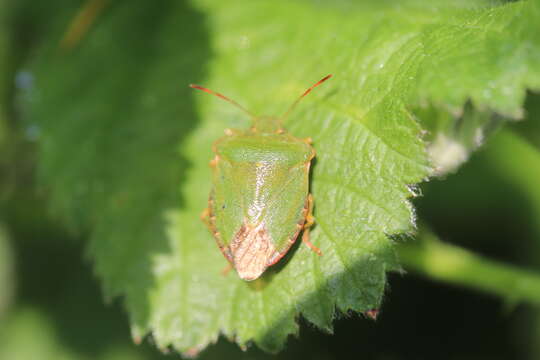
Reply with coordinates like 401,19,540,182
0,225,14,319
2,0,540,358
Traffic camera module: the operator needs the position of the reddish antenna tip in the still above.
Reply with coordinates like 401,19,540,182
189,83,255,117
281,74,333,120
322,74,333,82
189,84,216,95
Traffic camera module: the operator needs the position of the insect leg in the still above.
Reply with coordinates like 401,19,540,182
200,207,212,228
302,194,323,256
221,263,233,276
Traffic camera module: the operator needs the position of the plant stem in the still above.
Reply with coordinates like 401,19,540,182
398,227,540,305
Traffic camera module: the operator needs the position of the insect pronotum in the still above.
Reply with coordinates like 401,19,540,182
191,75,332,281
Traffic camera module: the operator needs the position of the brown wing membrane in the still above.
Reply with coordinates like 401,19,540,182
229,221,278,281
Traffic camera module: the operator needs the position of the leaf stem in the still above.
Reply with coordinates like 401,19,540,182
398,227,540,305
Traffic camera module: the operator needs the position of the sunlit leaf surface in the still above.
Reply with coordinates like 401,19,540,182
19,0,540,354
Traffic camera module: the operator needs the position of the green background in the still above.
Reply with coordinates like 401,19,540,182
1,0,540,358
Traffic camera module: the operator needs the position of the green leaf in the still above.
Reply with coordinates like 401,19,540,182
18,0,540,355
413,0,540,174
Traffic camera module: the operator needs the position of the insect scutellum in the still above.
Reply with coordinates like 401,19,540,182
189,74,332,134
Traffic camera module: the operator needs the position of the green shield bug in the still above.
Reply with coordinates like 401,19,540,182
190,75,331,281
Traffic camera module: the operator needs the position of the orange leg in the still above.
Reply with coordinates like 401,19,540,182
200,207,212,228
221,263,233,276
302,194,322,256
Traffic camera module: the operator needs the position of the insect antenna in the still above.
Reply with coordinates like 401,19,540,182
189,84,255,118
281,74,332,120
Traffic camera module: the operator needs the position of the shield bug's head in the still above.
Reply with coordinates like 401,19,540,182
189,74,332,134
251,116,283,134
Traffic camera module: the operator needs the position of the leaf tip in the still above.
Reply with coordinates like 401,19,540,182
365,308,379,320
